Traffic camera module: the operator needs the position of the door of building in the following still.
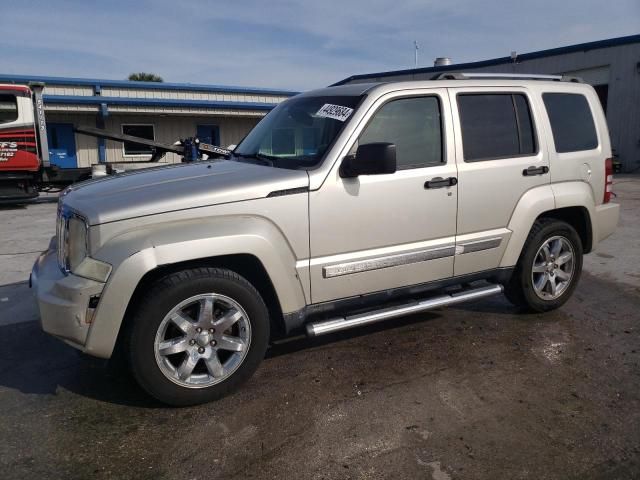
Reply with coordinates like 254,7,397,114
196,124,220,146
47,123,78,168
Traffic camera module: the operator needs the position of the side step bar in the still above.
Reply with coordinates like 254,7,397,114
306,284,503,337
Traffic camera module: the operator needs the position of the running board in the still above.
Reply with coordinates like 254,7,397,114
305,284,504,337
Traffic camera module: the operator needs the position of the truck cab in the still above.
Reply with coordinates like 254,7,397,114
32,74,620,405
0,85,40,201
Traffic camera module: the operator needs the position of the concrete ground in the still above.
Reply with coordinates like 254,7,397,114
0,178,638,479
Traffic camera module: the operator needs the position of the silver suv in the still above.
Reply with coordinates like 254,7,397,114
32,74,620,405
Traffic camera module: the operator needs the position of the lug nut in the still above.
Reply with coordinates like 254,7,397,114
189,339,196,346
209,328,215,334
196,327,202,333
210,340,217,346
198,347,205,354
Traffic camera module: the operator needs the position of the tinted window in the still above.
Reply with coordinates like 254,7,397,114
272,128,295,155
359,96,442,169
122,124,155,155
0,94,18,124
458,94,536,161
234,94,362,169
543,93,598,153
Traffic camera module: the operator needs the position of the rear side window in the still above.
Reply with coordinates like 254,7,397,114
543,93,598,153
0,94,18,124
358,96,443,169
457,93,537,162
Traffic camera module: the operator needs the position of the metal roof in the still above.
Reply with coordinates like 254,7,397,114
0,73,299,96
42,95,277,111
333,33,640,86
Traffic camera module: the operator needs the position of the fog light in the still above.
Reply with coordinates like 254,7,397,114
85,295,101,324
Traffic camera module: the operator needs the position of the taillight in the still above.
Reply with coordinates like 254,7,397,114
604,157,613,203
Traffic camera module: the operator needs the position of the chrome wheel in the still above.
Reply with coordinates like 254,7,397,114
531,236,575,300
154,294,251,388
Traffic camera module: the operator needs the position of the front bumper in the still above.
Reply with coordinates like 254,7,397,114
31,246,105,351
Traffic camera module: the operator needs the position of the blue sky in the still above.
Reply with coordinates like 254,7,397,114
1,0,638,91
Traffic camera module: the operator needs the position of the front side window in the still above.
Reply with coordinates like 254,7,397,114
457,93,537,162
0,94,18,124
543,93,598,153
122,124,155,156
357,96,443,169
234,94,362,169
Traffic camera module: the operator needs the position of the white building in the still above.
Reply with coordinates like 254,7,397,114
0,74,297,168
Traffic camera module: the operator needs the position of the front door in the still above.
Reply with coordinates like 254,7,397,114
309,90,458,304
47,123,78,168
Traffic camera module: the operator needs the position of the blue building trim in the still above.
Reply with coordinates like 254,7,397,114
333,33,640,86
43,95,278,111
0,73,299,96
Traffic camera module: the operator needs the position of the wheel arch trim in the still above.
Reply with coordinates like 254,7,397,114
84,220,306,358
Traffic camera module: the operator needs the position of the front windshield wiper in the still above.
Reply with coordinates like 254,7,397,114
233,152,279,167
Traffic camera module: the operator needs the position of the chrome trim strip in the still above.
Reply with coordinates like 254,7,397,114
322,244,455,278
457,237,502,255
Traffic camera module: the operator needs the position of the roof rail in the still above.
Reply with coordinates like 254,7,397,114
433,72,584,83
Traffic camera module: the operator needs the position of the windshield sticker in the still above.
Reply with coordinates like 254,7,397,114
315,104,354,122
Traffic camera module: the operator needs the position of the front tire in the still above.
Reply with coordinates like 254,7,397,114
505,219,583,312
126,267,270,406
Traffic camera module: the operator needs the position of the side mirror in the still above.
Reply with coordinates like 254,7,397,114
339,142,397,178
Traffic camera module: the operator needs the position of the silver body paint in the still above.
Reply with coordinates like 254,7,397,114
32,79,620,358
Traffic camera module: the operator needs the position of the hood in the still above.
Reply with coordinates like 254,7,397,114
62,160,309,225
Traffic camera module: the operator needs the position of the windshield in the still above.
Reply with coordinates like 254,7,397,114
233,94,363,169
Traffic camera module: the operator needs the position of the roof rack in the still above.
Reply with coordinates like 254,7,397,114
433,72,584,83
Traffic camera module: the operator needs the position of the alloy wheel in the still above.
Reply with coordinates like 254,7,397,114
154,294,251,388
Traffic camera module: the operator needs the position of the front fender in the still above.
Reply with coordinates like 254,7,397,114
84,215,307,358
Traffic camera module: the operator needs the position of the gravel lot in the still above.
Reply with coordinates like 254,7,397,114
0,177,638,479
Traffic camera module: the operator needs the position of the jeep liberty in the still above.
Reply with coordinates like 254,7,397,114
32,73,620,405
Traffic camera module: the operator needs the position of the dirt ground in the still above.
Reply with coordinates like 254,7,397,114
0,178,638,479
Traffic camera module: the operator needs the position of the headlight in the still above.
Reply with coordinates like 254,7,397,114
57,207,112,282
57,208,89,273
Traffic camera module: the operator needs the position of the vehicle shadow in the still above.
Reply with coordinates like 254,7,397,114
0,295,514,408
0,320,165,408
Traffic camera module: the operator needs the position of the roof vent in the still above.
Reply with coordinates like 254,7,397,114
434,57,452,67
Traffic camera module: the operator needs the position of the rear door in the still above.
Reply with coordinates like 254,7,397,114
450,87,550,276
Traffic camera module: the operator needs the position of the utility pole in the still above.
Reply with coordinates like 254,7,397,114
414,41,419,66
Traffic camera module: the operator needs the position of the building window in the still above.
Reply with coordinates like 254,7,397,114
543,93,598,153
0,94,18,124
457,93,537,162
122,124,155,156
358,96,443,169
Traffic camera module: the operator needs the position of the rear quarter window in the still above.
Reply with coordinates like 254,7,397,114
542,93,598,153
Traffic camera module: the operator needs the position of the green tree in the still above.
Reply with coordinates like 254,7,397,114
127,72,164,82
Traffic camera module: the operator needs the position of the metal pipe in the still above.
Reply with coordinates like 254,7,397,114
306,284,503,337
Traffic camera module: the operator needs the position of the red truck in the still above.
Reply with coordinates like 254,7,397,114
0,82,229,203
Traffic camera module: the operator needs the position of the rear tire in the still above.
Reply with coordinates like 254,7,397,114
505,219,583,312
126,267,270,406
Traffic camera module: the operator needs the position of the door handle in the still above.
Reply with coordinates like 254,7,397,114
522,165,549,176
424,176,458,189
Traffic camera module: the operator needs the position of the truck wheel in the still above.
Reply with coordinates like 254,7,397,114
126,267,270,406
505,219,583,312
